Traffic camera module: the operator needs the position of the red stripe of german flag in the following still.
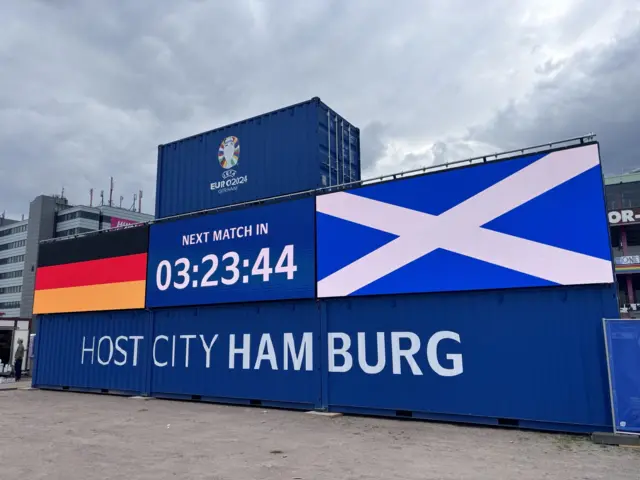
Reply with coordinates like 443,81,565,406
33,253,147,314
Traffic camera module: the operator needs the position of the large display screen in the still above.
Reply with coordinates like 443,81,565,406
33,225,149,314
316,143,614,298
146,198,315,308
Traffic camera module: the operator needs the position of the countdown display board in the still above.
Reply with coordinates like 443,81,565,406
145,198,315,308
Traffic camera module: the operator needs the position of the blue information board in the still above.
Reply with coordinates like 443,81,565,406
146,198,315,308
604,319,640,434
316,144,614,298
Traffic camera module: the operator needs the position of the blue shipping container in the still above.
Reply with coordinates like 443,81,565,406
34,300,322,410
322,285,619,431
33,310,151,395
151,300,320,408
33,284,618,432
32,136,620,432
155,97,361,219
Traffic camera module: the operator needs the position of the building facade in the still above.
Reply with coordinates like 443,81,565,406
0,195,153,319
0,218,28,319
605,172,640,317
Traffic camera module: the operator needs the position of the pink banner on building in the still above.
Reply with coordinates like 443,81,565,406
110,217,139,228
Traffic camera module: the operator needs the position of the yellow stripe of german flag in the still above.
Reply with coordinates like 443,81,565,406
33,280,146,314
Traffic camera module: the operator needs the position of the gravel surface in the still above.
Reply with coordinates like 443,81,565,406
0,389,638,479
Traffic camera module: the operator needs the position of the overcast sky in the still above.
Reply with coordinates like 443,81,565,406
1,0,639,218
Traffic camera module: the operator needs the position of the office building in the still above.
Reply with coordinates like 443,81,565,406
606,172,640,317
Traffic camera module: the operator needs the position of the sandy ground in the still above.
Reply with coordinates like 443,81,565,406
0,389,639,480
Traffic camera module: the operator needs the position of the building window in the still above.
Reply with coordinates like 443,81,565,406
625,225,640,248
56,227,94,238
0,301,20,309
57,211,79,222
610,228,621,248
57,211,100,222
82,212,100,221
0,224,27,237
0,240,26,251
0,254,25,265
606,183,640,210
0,285,22,294
0,270,22,280
56,229,74,238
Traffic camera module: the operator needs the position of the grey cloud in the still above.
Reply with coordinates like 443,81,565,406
431,142,448,166
0,0,637,219
360,121,390,172
534,59,566,76
402,152,432,171
409,140,491,170
470,18,640,174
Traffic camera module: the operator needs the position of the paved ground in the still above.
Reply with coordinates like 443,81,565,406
1,389,639,480
0,380,22,390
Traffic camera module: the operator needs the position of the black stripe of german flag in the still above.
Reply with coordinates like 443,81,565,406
38,225,149,267
33,225,149,314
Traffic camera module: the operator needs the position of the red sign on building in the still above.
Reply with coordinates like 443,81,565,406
110,217,139,228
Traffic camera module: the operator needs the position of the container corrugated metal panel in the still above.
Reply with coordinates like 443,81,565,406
323,285,619,431
32,286,619,431
33,310,150,394
33,300,321,408
155,97,360,219
151,300,320,408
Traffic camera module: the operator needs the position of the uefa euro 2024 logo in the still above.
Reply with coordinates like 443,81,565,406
218,136,239,169
210,136,248,193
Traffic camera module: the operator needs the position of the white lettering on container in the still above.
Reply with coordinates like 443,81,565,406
254,334,277,370
229,334,251,369
154,335,168,367
427,331,463,377
358,332,386,374
328,333,353,373
200,334,218,369
97,336,114,366
81,336,95,365
283,333,313,371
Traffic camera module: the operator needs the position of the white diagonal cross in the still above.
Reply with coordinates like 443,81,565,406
317,144,614,297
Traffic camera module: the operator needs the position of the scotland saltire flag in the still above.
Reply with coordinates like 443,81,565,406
316,144,614,298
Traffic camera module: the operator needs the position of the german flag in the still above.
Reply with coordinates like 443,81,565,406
33,225,149,314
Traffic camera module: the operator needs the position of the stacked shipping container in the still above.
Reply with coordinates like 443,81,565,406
155,97,361,219
32,103,618,433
